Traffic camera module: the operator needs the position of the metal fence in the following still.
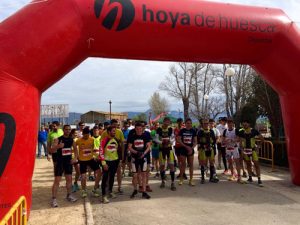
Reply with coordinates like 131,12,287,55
0,196,27,225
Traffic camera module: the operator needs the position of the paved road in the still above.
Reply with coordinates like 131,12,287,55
28,157,300,225
90,165,300,225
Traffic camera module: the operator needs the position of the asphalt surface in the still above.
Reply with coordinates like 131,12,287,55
29,156,300,225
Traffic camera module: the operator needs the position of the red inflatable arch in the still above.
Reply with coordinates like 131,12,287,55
0,0,299,218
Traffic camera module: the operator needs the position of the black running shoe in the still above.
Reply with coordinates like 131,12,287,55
142,192,151,199
247,177,253,183
130,190,138,199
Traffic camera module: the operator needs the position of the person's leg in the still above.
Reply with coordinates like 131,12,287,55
109,160,119,193
159,152,166,187
94,169,101,190
245,155,253,182
81,173,87,190
65,174,73,196
187,154,194,184
179,155,186,180
37,141,42,157
221,147,228,172
199,150,206,182
73,163,80,187
79,162,87,196
42,141,48,156
217,143,222,169
52,176,62,199
116,161,122,191
101,167,109,196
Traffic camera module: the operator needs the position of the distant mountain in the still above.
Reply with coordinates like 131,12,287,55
126,110,184,120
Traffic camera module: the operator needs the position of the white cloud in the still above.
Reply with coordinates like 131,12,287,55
1,0,299,113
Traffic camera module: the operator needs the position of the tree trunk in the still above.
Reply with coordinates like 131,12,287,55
182,97,190,120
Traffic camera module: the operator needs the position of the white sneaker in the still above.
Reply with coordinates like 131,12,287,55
51,198,58,208
67,194,78,202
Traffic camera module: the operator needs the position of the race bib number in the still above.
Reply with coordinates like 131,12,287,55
134,139,144,149
62,148,72,156
183,136,192,144
243,148,253,155
106,144,117,152
83,149,92,156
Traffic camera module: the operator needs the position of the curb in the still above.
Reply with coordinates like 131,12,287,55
84,197,94,225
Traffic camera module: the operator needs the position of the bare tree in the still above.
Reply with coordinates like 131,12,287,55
189,63,220,121
148,92,170,116
207,96,225,120
218,64,255,124
159,63,194,120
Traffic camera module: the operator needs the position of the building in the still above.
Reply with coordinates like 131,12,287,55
80,111,128,123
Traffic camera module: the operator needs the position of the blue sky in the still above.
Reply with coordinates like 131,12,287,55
0,0,299,113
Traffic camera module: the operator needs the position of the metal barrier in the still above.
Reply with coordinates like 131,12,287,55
0,196,27,225
256,139,275,172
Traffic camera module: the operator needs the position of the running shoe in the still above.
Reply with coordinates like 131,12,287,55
128,171,133,177
130,190,138,199
209,176,219,183
154,172,160,178
66,194,78,202
146,186,153,192
72,183,80,193
88,176,95,181
258,180,264,187
201,178,205,184
171,183,176,191
223,170,230,175
51,198,58,208
92,188,100,197
122,172,126,178
228,176,236,181
81,190,87,198
178,179,183,185
142,192,151,199
189,179,195,186
109,192,117,199
102,196,110,204
242,171,247,178
247,177,253,183
160,181,165,188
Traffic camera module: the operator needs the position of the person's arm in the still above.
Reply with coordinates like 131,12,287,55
142,141,152,158
154,133,162,145
170,131,175,146
128,143,138,155
99,138,109,170
192,135,197,150
49,138,62,153
71,142,78,164
74,140,79,161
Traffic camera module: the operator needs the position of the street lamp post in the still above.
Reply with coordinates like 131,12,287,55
109,100,112,121
225,67,235,118
204,94,209,118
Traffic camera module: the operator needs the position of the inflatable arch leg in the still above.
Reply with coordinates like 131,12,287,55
0,0,300,219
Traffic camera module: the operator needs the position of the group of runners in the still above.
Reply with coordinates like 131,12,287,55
46,116,264,207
